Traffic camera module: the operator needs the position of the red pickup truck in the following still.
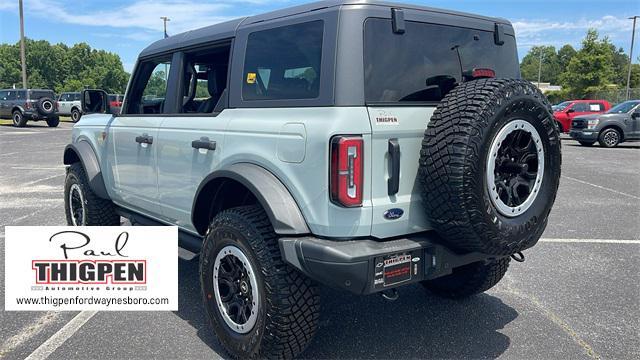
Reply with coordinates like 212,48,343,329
553,100,611,133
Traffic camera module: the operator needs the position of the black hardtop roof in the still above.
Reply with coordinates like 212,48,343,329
139,0,510,58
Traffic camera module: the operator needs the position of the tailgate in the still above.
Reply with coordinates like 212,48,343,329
367,107,433,238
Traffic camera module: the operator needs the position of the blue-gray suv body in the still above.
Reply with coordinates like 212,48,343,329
62,1,562,358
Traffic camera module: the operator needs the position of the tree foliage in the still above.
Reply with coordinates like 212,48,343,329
520,29,639,101
0,39,129,93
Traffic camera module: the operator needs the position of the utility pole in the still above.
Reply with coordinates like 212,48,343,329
537,47,544,88
626,16,638,100
160,17,170,83
19,0,27,89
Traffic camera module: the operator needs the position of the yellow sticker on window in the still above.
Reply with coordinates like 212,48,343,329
246,72,257,84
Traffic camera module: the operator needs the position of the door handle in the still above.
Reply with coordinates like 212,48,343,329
135,134,153,145
192,137,216,151
388,138,400,196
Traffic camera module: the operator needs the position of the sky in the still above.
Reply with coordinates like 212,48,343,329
0,0,639,72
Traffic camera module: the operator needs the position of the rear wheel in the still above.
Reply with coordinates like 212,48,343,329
200,205,320,359
598,128,621,148
12,111,27,127
71,108,81,122
422,258,510,298
46,116,60,127
579,141,595,147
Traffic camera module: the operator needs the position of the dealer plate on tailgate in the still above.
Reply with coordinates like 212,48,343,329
373,250,423,290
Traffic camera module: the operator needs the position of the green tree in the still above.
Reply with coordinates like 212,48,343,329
559,29,615,96
557,44,576,71
0,39,129,93
520,45,561,84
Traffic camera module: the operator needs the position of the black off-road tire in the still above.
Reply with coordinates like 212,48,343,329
419,79,562,255
12,110,27,127
46,116,60,127
579,141,595,147
555,121,564,133
200,205,320,359
71,108,82,122
422,258,510,298
598,128,621,148
64,163,120,226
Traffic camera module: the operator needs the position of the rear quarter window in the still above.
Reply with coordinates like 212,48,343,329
364,18,519,104
242,21,323,101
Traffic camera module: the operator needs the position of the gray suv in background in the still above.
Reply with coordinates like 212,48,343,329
0,88,60,127
57,92,83,122
570,100,640,147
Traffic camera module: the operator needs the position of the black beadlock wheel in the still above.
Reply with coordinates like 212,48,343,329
419,79,562,255
64,163,120,226
200,205,320,359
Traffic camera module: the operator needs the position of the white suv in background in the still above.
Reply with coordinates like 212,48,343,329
57,92,82,122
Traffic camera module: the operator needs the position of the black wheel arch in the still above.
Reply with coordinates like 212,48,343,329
63,142,110,200
192,163,309,236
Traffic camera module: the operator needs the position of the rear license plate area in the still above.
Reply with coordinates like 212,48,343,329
372,249,423,290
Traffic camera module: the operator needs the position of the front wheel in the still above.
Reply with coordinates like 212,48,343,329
422,258,510,298
200,205,320,359
598,128,621,148
12,111,27,127
64,163,120,226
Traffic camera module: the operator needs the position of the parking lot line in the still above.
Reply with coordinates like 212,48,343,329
540,238,640,244
562,175,640,200
0,312,60,358
24,311,97,360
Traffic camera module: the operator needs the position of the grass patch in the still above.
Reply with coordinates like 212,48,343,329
0,116,73,126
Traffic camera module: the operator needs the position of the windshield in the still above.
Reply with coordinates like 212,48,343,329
607,101,640,114
554,101,571,111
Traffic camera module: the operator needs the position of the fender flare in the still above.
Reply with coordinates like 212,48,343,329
63,142,110,200
192,163,309,235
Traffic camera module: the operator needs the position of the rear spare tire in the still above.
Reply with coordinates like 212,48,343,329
419,79,561,255
36,97,55,116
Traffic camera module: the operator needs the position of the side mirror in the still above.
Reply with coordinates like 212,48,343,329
566,108,575,114
632,112,640,119
82,89,112,114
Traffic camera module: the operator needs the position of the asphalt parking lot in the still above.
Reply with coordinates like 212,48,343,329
0,121,638,360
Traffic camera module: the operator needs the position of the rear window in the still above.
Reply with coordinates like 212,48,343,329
364,19,519,104
30,91,54,99
242,21,323,101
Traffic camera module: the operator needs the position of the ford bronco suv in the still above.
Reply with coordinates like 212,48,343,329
63,1,561,358
57,92,83,122
0,88,59,127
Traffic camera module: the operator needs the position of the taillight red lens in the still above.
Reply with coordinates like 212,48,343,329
25,102,31,109
330,136,363,207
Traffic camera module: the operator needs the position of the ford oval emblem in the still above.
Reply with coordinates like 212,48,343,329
383,208,404,220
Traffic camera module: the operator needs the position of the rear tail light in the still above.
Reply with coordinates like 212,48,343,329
471,68,496,78
330,136,363,207
25,101,31,109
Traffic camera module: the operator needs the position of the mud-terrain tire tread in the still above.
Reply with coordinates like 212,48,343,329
46,116,60,127
419,78,561,255
422,258,510,298
200,205,320,359
64,162,119,225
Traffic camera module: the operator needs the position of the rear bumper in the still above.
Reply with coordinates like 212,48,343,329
23,111,54,120
279,232,504,295
569,129,598,141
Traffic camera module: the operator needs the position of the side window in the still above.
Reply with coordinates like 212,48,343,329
243,21,323,101
0,91,8,100
573,103,589,112
6,91,16,100
16,91,25,100
179,43,231,114
74,93,81,101
124,58,171,115
59,94,68,101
